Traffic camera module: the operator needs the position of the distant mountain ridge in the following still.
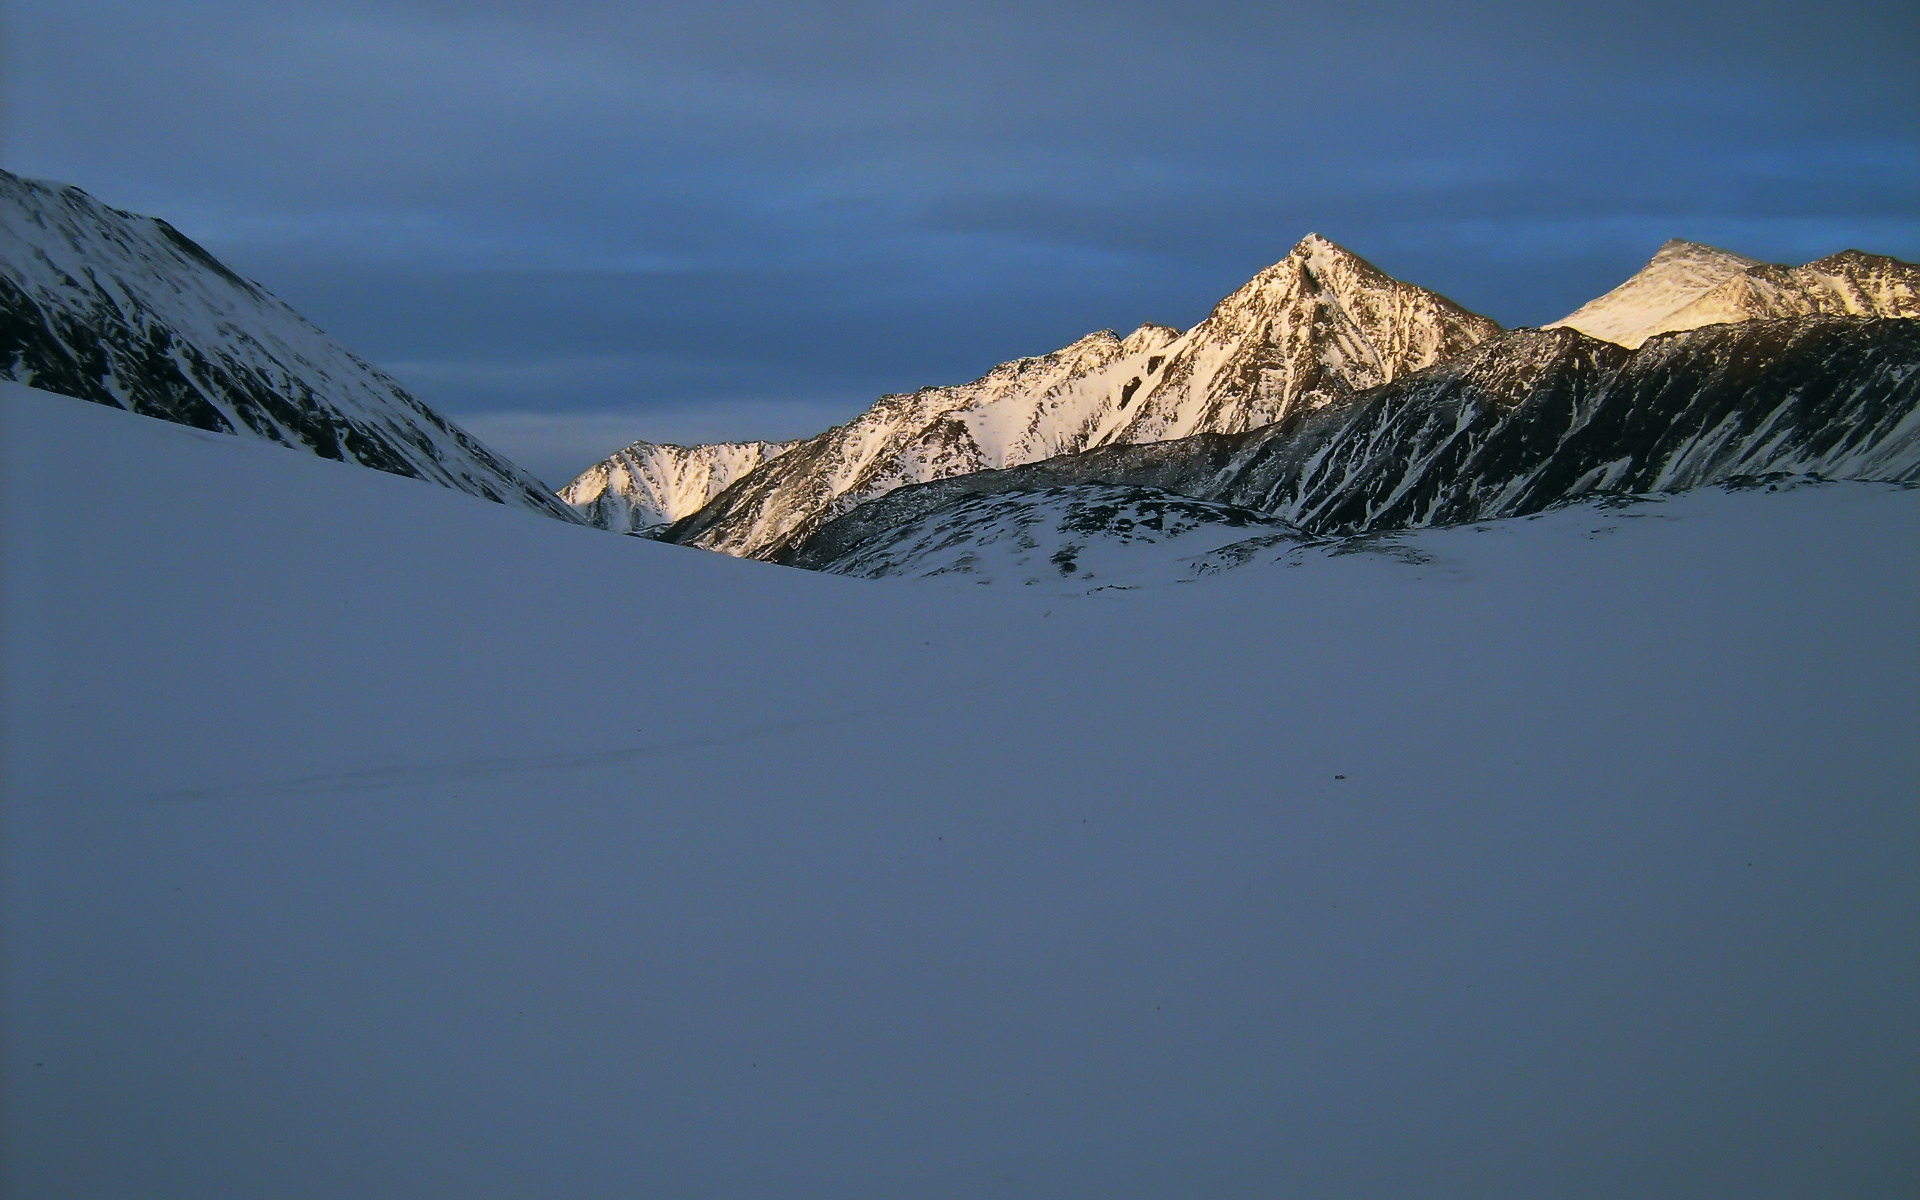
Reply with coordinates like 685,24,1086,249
1547,239,1920,347
0,170,578,522
656,323,1182,559
811,483,1323,587
637,236,1920,568
790,315,1920,578
644,234,1500,559
559,437,799,533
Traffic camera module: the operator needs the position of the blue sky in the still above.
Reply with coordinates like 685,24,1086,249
6,0,1916,484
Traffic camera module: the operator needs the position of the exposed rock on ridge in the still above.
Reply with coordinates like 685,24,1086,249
816,484,1320,587
1081,233,1502,447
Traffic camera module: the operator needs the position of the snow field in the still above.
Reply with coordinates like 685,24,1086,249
4,381,1917,1199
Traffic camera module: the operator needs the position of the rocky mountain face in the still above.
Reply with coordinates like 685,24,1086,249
1082,233,1502,447
559,437,798,534
791,315,1920,574
0,170,578,522
1548,239,1920,347
654,234,1498,559
656,325,1174,559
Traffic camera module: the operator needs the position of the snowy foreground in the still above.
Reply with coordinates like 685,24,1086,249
4,381,1917,1199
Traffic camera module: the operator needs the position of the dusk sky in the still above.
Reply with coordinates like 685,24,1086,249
7,0,1916,484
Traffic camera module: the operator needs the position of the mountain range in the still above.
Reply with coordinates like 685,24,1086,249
651,242,1920,578
8,169,1918,1198
3,168,1916,583
630,237,1917,569
655,235,1500,558
790,315,1920,583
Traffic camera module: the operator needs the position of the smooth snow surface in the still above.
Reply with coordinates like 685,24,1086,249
5,380,1917,1199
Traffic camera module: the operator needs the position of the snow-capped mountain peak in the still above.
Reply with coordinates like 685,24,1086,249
1546,239,1762,347
647,236,1499,559
1547,239,1919,347
1119,322,1182,356
1075,233,1501,449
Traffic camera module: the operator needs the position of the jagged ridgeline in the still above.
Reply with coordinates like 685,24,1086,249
1546,238,1920,347
791,315,1920,578
0,171,579,522
14,163,1915,565
618,235,1918,568
628,235,1502,558
560,438,800,535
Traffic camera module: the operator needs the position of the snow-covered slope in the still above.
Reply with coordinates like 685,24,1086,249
801,483,1326,587
1545,239,1761,346
796,315,1920,570
0,170,577,521
802,476,1906,594
656,235,1497,559
7,380,1920,1197
1187,314,1920,530
6,380,1917,1199
558,437,798,533
1548,239,1920,347
654,324,1174,557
